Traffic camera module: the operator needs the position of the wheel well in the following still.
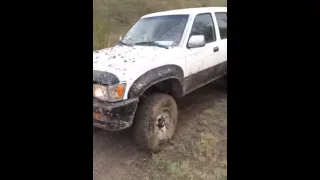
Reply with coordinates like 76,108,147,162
143,78,184,98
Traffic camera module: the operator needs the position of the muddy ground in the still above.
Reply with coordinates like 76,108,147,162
93,81,227,180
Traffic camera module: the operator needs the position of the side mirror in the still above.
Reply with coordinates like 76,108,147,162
188,35,205,48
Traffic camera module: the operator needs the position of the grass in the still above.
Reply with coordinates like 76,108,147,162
93,0,227,50
139,98,227,180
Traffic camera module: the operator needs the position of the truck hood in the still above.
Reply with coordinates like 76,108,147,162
93,45,184,81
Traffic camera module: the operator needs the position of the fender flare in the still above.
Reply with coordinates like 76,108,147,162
128,65,184,98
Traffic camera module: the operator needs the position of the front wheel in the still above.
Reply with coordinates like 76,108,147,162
133,93,178,152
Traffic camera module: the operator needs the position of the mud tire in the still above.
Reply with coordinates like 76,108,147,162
133,93,178,153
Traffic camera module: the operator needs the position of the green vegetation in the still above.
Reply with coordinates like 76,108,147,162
93,0,226,50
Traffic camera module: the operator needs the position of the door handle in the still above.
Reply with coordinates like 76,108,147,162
213,46,219,52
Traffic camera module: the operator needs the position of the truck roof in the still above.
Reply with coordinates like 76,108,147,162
142,7,227,18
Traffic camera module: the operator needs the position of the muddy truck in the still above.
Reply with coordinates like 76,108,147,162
93,7,227,152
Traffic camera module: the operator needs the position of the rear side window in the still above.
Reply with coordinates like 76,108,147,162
190,13,216,43
215,12,227,39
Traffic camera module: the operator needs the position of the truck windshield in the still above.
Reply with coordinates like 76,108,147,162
121,15,189,47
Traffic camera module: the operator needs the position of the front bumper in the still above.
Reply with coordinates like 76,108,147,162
93,98,139,131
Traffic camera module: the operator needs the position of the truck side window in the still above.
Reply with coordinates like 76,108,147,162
215,12,227,39
190,13,216,43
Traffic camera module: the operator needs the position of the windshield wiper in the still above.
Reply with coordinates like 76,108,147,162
134,41,169,49
118,41,133,47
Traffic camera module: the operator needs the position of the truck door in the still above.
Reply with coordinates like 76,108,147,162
184,12,224,92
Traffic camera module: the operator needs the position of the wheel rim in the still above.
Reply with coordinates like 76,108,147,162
154,108,172,141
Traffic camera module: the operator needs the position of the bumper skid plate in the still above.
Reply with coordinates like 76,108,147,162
93,98,139,131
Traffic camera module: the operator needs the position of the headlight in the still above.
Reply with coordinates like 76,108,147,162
93,83,126,102
93,84,108,101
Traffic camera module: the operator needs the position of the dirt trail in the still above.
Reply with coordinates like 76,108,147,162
93,82,227,180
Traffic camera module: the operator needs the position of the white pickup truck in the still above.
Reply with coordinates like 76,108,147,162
93,7,227,152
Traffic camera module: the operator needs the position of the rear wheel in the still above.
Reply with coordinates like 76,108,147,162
133,93,178,152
